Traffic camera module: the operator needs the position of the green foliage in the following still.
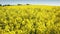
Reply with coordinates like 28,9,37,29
0,4,2,6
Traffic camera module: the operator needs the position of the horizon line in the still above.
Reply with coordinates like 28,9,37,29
0,4,60,6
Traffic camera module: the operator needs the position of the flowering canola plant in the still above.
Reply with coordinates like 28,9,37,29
0,5,60,34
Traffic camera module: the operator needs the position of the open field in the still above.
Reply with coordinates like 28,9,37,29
0,5,60,34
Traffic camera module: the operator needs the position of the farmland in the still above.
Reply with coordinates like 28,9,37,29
0,5,60,34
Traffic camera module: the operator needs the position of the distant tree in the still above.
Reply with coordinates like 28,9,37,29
26,4,30,5
17,4,22,5
8,4,11,6
6,4,11,6
0,4,2,6
3,4,11,6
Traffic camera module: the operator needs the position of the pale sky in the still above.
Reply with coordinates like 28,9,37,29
0,0,60,6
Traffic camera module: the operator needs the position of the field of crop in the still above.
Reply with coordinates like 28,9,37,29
0,5,60,34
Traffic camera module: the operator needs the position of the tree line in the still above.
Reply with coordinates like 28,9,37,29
0,4,30,6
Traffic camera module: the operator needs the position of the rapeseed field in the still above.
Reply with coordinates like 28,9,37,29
0,5,60,34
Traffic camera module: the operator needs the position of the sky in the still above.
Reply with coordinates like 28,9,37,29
0,0,60,6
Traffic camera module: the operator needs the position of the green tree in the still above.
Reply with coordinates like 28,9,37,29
0,4,2,6
17,4,22,6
